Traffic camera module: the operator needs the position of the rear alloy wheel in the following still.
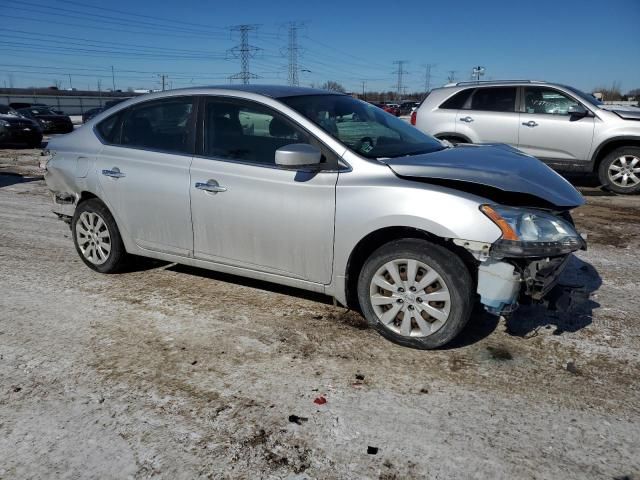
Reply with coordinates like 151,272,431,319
598,147,640,194
72,198,128,273
357,239,473,349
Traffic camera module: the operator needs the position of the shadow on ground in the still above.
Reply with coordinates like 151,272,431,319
0,173,43,188
506,256,601,337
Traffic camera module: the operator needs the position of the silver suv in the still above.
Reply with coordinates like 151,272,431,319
413,80,640,194
44,86,586,349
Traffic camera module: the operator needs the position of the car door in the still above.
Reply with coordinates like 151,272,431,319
95,96,195,257
458,86,520,146
189,96,338,284
518,86,595,162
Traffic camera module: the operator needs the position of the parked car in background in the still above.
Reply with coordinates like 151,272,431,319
383,103,401,116
10,102,63,114
17,105,74,134
0,104,43,148
413,80,640,194
82,98,129,123
43,85,586,350
399,101,420,115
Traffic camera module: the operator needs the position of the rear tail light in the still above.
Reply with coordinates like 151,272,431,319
410,110,417,125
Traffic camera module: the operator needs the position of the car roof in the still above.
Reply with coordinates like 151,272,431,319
198,84,341,98
435,80,551,91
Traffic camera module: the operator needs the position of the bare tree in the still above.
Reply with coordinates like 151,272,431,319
321,81,346,93
594,81,623,101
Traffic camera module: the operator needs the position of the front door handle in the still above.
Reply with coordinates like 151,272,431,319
195,180,227,194
522,120,539,127
459,116,474,123
102,167,125,178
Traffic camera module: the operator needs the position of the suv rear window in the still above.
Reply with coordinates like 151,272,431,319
439,89,472,109
469,87,517,112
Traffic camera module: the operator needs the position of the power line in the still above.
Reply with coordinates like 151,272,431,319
227,25,261,84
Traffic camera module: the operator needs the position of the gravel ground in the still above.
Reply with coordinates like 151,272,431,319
1,147,639,480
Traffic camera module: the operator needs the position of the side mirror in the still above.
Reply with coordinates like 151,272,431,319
568,104,588,117
275,143,322,168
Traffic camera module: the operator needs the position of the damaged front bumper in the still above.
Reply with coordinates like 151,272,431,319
477,256,571,316
455,237,585,317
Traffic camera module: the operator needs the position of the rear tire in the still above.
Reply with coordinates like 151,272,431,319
71,198,129,273
438,136,468,146
357,239,474,350
598,147,640,194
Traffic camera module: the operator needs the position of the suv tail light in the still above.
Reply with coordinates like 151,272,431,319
410,110,417,125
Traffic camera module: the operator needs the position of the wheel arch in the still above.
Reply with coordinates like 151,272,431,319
343,226,478,310
591,136,640,171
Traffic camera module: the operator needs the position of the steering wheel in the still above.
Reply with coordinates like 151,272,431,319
356,136,375,154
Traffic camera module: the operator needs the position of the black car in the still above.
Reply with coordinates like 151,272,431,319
82,98,129,123
17,106,74,134
0,105,43,148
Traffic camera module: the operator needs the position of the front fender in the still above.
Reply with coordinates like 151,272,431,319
328,170,502,304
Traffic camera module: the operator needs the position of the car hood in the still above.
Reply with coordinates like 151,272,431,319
598,104,640,120
0,114,38,125
380,144,585,208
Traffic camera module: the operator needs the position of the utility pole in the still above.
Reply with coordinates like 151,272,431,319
68,74,73,89
285,22,304,87
228,24,260,84
111,66,116,91
159,74,167,91
361,80,366,100
393,60,408,100
97,79,102,106
447,70,457,83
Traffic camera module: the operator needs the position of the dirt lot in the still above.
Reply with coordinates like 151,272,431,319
1,147,639,479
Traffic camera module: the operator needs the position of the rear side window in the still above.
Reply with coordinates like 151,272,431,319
96,113,120,143
469,87,517,112
439,89,472,109
119,97,194,154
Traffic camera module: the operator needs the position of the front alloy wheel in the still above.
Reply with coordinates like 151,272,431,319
369,259,451,338
357,239,474,349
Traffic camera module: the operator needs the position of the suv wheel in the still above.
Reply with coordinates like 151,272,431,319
357,239,474,350
71,198,129,273
598,147,640,194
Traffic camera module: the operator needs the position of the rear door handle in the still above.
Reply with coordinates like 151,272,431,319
195,180,227,194
522,121,539,127
102,167,125,178
459,116,474,123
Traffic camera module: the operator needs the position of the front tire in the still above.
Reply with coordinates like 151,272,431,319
598,147,640,194
71,198,129,273
357,239,474,350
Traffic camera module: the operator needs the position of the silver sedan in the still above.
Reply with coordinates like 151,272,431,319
44,85,586,349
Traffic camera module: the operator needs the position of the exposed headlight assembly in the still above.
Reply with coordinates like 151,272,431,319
481,205,586,257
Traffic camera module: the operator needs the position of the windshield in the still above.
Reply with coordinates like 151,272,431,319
564,86,603,106
31,106,58,115
280,94,444,159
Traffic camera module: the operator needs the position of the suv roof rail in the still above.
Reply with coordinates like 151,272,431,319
443,79,547,87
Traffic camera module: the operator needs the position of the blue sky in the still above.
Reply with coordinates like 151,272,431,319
0,0,638,93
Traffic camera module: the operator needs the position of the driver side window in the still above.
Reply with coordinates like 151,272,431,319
203,98,310,166
524,87,581,116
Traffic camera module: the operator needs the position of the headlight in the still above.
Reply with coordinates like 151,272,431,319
481,205,586,257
